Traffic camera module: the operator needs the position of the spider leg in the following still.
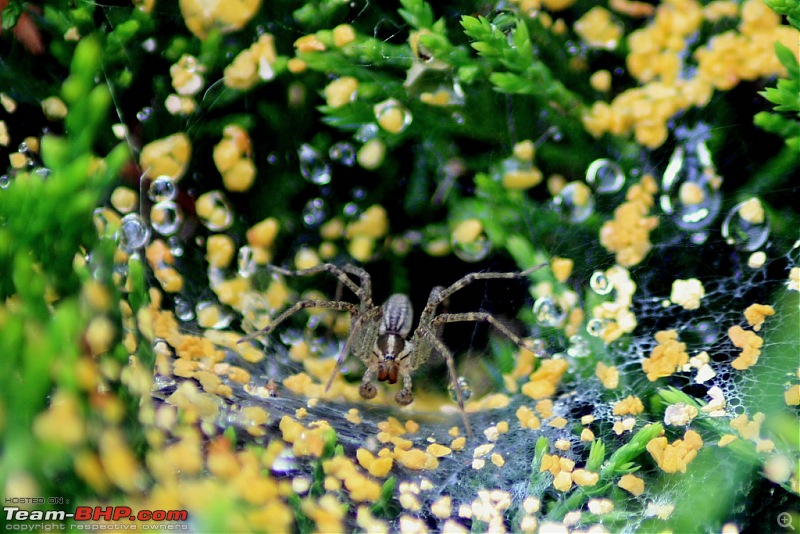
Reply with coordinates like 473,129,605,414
324,305,383,393
269,263,372,306
431,312,535,353
419,263,546,320
417,326,473,438
237,300,359,344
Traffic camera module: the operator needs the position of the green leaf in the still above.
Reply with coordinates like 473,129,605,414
399,0,434,29
775,42,800,79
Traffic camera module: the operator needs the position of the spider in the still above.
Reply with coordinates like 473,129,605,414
238,262,545,436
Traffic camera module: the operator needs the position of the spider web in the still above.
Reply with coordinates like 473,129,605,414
31,0,798,531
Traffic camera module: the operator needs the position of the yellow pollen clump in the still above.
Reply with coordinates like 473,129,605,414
599,174,659,267
513,140,535,161
575,7,623,49
596,362,619,389
42,96,68,120
170,54,204,96
679,181,705,205
247,217,279,248
206,235,235,269
610,0,654,17
743,303,774,332
324,77,358,108
784,385,800,406
572,468,599,487
394,448,439,471
521,358,569,399
179,0,261,40
613,395,644,415
642,329,689,381
590,69,612,92
788,267,800,291
294,34,326,52
346,205,389,239
730,412,765,441
357,139,386,170
550,257,573,282
427,444,452,457
728,325,763,370
356,448,394,478
646,429,703,473
502,166,543,190
223,34,277,90
580,428,595,441
516,406,541,430
670,278,706,310
294,248,320,270
664,403,699,426
110,187,139,214
430,496,452,519
333,24,356,47
452,219,483,245
618,473,645,496
140,133,191,181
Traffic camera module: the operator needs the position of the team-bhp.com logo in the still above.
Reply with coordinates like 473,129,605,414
4,504,188,531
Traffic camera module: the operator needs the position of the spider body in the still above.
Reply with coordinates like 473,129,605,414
238,262,544,436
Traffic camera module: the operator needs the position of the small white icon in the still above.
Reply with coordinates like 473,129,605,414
778,512,795,530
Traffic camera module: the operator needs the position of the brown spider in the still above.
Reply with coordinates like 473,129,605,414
238,262,545,436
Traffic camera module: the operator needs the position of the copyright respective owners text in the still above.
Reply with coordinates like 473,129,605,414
4,498,189,531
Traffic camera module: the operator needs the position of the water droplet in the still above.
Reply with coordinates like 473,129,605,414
554,182,594,223
329,142,356,166
117,213,151,252
238,246,257,278
586,159,625,194
18,141,29,153
374,98,412,134
136,107,153,122
150,201,182,236
195,301,234,329
342,202,360,219
721,198,770,252
34,167,51,179
452,234,491,263
196,190,233,231
267,152,280,165
142,37,157,53
448,376,473,403
298,144,332,185
589,271,614,295
302,198,328,227
174,297,195,321
533,296,565,327
566,335,590,358
148,176,177,202
586,318,606,337
351,187,367,200
354,123,378,143
271,448,300,476
0,175,10,189
660,142,722,231
168,236,184,257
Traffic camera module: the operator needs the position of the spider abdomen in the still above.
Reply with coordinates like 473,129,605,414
380,294,413,336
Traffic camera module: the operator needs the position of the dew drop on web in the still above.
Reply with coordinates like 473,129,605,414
533,296,565,327
721,198,770,252
148,175,177,202
554,181,595,223
118,213,151,252
298,144,332,185
585,158,625,194
150,200,182,236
